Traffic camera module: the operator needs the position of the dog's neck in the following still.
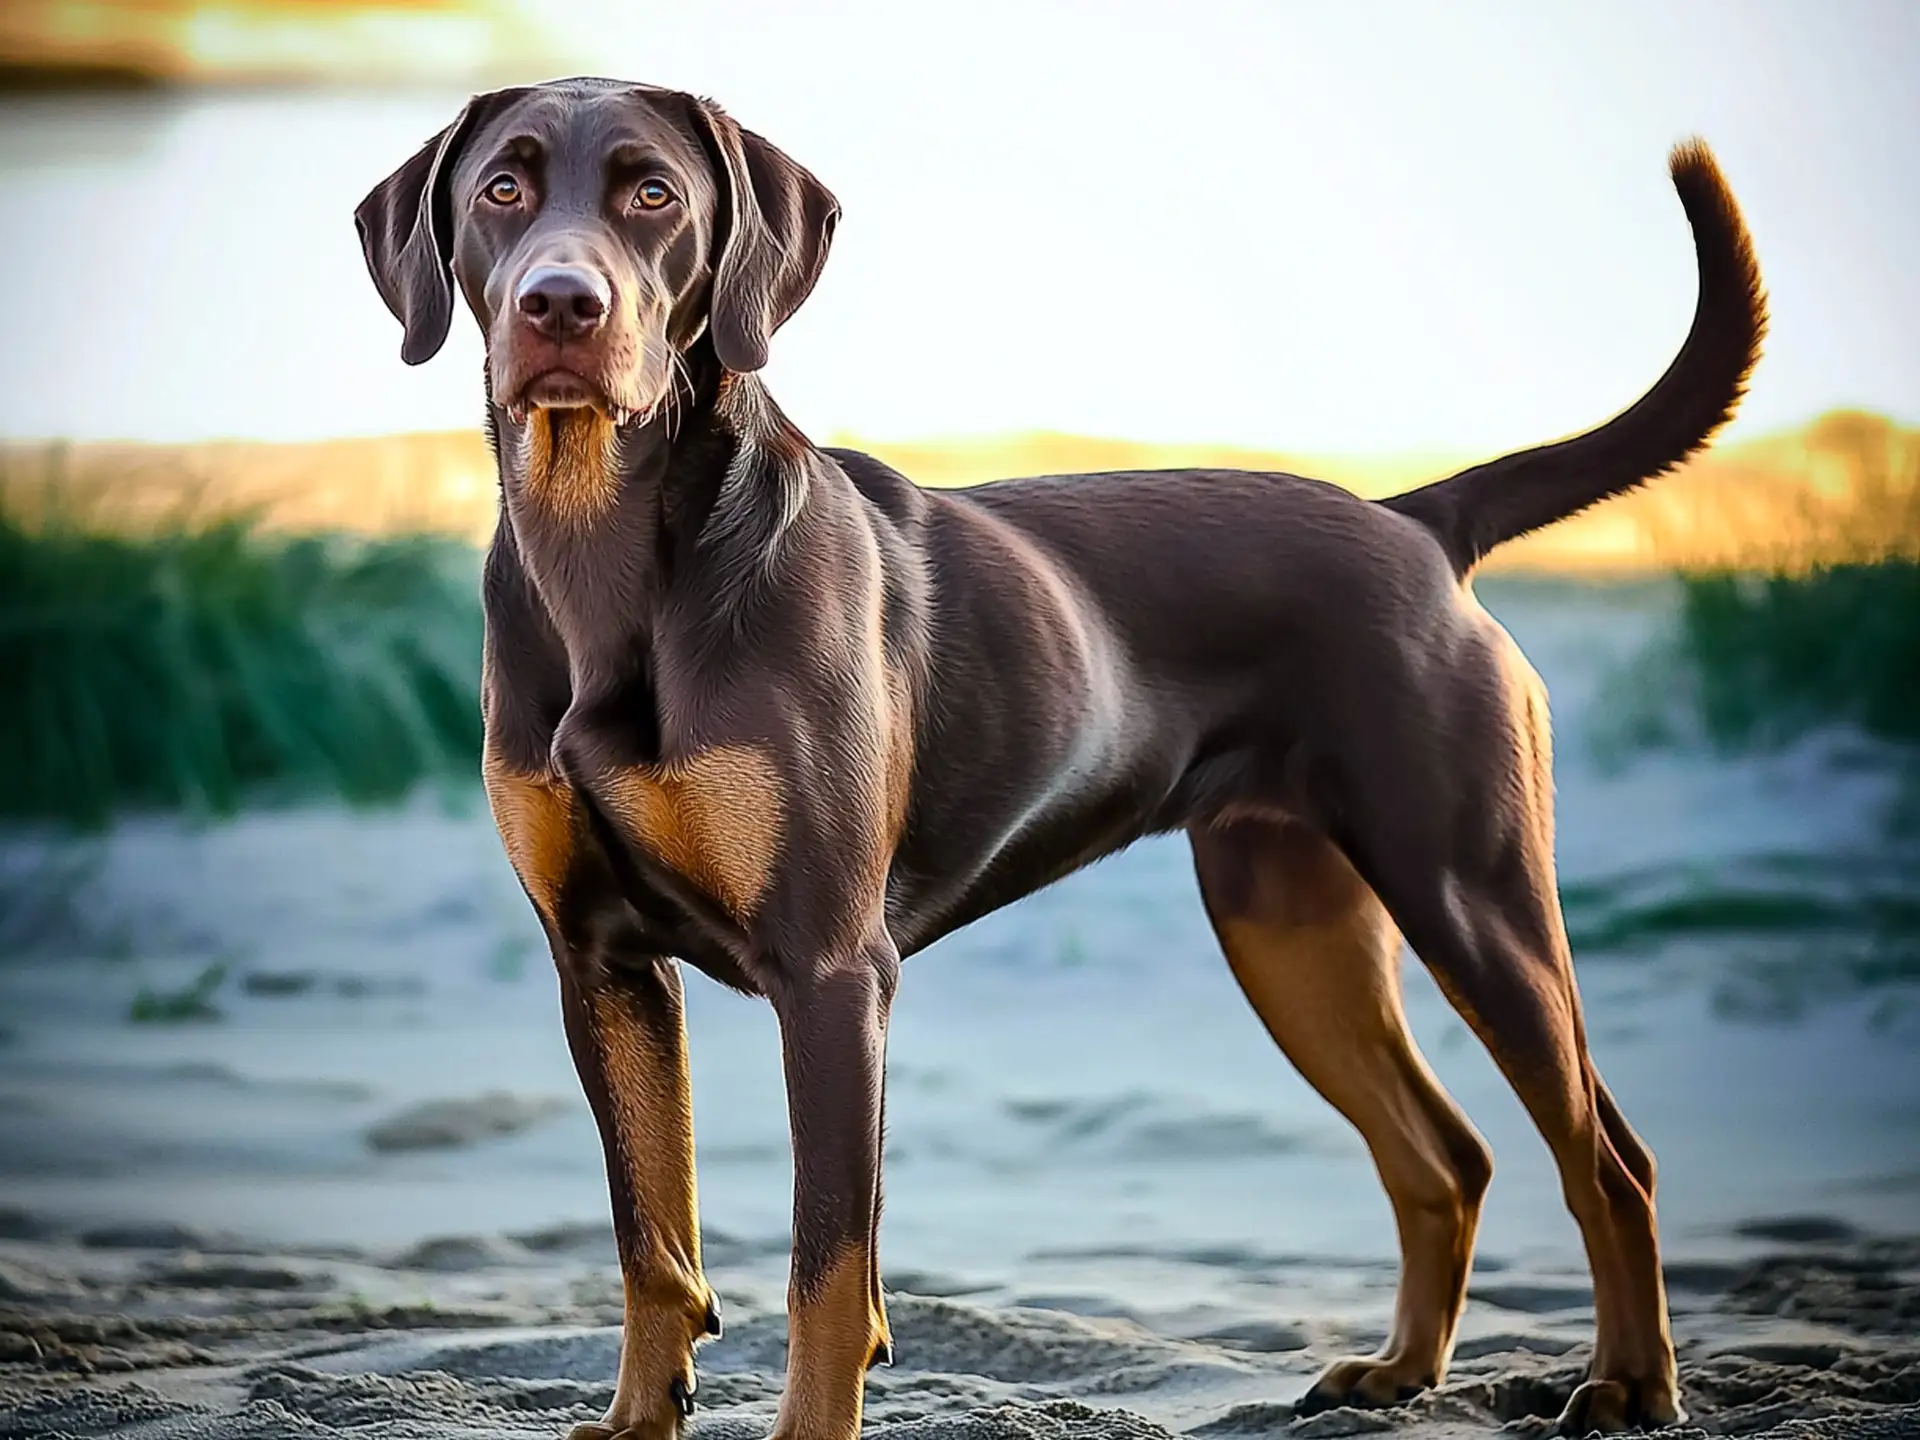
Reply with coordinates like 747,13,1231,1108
489,362,816,685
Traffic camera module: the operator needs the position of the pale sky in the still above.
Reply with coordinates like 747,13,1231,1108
0,0,1914,455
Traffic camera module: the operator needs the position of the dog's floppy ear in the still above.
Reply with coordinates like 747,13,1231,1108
687,98,841,374
355,88,527,365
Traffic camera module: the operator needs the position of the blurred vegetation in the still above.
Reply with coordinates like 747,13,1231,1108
1643,411,1920,753
1,408,1915,833
1673,564,1920,749
0,433,499,545
129,962,227,1023
6,408,1914,576
0,2,562,90
0,480,483,829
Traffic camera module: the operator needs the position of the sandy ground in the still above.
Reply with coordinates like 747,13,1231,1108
2,586,1916,1440
3,1210,1919,1439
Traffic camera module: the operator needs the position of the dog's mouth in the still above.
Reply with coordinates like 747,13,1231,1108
502,369,648,428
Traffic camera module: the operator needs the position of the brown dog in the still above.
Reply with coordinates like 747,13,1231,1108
356,78,1763,1440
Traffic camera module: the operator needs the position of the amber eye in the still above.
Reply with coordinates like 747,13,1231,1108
632,178,673,211
483,174,521,206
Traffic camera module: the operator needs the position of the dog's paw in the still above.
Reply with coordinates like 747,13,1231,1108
565,1373,697,1440
565,1419,683,1440
1555,1376,1685,1434
1294,1356,1435,1415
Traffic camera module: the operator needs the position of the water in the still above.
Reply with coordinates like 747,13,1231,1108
2,578,1915,1314
0,88,491,445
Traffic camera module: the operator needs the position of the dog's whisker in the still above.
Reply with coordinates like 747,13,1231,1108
666,348,695,440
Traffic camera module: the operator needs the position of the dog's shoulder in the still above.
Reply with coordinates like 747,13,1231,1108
819,446,928,528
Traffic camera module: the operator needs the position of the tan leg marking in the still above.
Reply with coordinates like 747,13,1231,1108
571,985,712,1440
524,408,621,525
774,1245,890,1440
1501,651,1680,1432
485,749,713,1439
1193,824,1492,1411
1395,628,1679,1432
597,745,784,918
482,750,578,920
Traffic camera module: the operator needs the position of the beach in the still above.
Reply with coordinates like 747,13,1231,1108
3,17,1919,1434
3,577,1916,1437
3,1213,1919,1438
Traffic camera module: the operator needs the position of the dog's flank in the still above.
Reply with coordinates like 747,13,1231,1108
1386,139,1768,575
358,78,1763,1440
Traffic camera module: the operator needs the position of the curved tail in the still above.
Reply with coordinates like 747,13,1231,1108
1383,139,1767,576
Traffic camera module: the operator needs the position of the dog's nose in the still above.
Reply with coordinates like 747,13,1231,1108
515,265,610,340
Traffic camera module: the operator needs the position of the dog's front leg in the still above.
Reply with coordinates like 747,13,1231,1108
770,937,898,1440
559,950,717,1440
489,753,714,1440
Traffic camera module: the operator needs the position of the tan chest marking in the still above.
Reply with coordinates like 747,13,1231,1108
522,409,621,525
482,752,578,921
598,745,784,919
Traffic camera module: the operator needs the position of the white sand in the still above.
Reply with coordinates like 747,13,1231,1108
3,1215,1918,1438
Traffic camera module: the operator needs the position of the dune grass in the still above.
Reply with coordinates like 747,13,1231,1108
1647,412,1920,752
0,489,484,829
3,409,1914,830
8,408,1914,577
1671,563,1920,749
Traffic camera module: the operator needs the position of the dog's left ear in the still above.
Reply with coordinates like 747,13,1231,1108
687,98,841,374
355,88,527,365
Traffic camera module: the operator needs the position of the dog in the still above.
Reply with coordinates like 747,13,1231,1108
356,77,1763,1440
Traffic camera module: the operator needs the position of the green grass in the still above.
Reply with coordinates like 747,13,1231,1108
1649,413,1920,753
5,410,1916,832
128,962,228,1023
0,496,484,829
1587,423,1920,991
1674,562,1920,749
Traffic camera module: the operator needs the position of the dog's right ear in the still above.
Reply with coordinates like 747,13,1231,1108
685,97,841,375
355,89,526,365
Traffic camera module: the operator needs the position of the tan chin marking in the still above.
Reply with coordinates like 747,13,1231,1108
523,408,621,524
596,746,784,920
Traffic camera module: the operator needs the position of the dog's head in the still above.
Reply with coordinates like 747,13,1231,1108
356,78,839,425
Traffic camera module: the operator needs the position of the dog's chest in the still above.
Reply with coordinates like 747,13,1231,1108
488,583,784,926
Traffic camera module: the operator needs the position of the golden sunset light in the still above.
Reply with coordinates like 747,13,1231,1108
2,1,1915,470
0,0,559,85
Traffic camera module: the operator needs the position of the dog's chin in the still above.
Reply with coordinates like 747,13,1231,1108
501,369,650,428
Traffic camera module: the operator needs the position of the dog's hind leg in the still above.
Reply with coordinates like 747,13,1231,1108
1337,623,1681,1434
486,758,715,1440
1191,819,1493,1413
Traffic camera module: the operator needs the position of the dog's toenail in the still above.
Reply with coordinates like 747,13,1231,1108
704,1297,723,1337
870,1338,894,1369
669,1375,696,1417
